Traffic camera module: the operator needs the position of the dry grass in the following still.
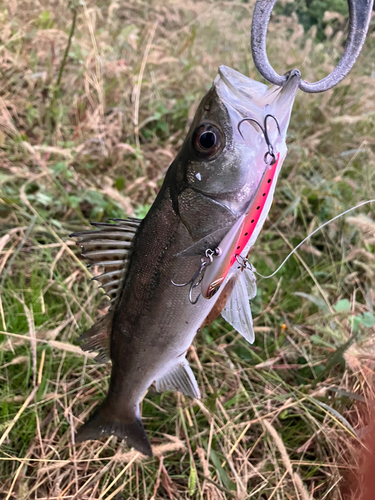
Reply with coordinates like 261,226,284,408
1,0,375,498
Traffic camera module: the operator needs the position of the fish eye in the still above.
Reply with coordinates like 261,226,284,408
192,123,223,158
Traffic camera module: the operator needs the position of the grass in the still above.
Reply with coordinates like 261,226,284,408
1,0,375,498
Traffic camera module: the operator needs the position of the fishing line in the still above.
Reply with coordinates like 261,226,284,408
254,199,375,279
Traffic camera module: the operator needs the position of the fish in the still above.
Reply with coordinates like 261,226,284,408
71,65,300,456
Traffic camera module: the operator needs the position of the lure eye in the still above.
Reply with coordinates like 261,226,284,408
192,123,223,158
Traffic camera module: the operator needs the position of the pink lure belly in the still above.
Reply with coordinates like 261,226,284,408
201,153,280,299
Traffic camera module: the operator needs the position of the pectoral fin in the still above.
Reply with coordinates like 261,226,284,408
176,226,230,257
221,266,257,344
155,359,200,399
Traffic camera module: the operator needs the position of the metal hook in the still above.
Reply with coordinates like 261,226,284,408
251,0,373,93
171,248,218,304
238,113,281,164
235,254,253,271
263,114,281,163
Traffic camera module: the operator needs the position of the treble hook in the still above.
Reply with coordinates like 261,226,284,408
171,248,219,304
251,0,373,93
238,113,281,164
235,254,254,272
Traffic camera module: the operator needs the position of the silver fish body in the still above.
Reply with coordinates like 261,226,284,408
73,66,300,456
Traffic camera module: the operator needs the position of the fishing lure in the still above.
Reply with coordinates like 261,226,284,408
174,0,374,346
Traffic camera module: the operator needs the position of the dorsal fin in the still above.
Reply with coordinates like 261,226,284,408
70,217,141,362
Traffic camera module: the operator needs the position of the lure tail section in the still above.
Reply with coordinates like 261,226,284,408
75,400,152,457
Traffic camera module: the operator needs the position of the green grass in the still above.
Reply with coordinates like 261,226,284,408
1,0,375,498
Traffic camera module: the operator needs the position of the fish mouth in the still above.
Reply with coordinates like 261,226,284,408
215,66,269,108
215,65,300,112
214,65,300,145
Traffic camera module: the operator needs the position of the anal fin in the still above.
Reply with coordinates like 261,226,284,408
156,359,200,399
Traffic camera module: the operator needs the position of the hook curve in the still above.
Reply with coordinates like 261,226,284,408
251,0,374,93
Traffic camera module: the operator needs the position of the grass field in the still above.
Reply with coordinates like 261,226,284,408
1,0,375,498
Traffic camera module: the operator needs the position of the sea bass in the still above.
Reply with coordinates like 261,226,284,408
71,66,300,456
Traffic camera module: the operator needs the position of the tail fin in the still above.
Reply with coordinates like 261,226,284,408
75,402,152,457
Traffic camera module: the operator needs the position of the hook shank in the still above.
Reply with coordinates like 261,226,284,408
251,0,374,93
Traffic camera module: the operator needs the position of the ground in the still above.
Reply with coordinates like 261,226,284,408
1,0,375,499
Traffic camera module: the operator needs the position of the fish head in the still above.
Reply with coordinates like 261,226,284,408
173,66,300,243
